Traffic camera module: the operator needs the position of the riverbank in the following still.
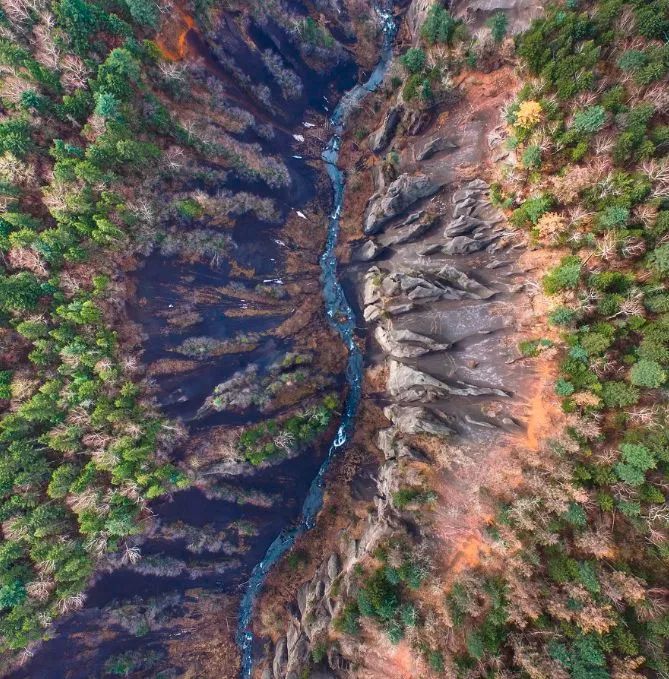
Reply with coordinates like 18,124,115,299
249,2,558,676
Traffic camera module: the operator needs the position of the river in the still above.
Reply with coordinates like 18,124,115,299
236,4,398,677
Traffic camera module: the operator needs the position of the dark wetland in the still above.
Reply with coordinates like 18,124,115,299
8,5,374,677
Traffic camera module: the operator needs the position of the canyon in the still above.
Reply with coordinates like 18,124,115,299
2,0,668,678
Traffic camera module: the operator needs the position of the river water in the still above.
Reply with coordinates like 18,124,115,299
236,4,397,677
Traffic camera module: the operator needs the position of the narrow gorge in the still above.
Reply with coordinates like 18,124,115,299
1,0,668,678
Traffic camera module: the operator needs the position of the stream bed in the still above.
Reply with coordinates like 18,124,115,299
237,4,397,677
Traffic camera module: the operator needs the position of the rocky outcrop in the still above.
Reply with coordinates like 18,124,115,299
387,360,510,402
369,105,403,153
262,469,399,679
416,135,458,161
384,404,456,437
352,239,385,262
374,326,450,358
379,211,437,246
364,173,442,234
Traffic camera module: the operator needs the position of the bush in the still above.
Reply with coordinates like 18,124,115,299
648,244,669,275
510,194,554,227
555,378,575,397
598,205,629,230
125,0,159,28
548,306,578,326
522,144,542,169
421,5,458,45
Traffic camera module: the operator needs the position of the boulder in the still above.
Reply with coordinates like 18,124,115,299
353,239,384,262
384,301,415,316
404,108,432,136
444,214,486,237
417,135,458,161
273,637,288,679
369,105,403,153
444,234,497,255
327,553,340,581
364,174,441,234
381,214,437,246
363,269,381,306
387,360,509,401
436,264,496,299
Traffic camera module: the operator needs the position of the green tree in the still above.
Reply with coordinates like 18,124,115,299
125,0,159,28
400,48,426,74
487,12,508,44
421,5,458,45
572,105,606,135
630,359,666,388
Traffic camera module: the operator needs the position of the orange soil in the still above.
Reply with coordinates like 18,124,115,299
525,356,559,451
155,9,195,61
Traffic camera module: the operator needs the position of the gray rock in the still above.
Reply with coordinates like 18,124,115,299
364,174,442,234
363,304,383,322
370,105,403,153
417,243,443,256
327,553,340,581
453,187,485,204
286,620,301,654
363,269,381,306
385,301,415,316
375,326,451,358
353,239,384,262
381,275,400,297
384,403,455,437
416,135,458,161
437,264,496,299
297,581,309,617
401,210,424,225
286,634,310,678
444,235,497,255
377,427,398,459
381,214,437,246
404,108,432,136
273,637,287,679
444,215,485,237
387,360,509,401
452,197,477,218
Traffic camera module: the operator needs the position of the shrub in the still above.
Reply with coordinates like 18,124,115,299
598,205,629,230
522,144,542,169
543,256,582,294
648,244,669,275
549,306,578,326
630,359,666,388
515,100,542,128
125,0,159,28
400,48,426,74
510,194,554,227
634,2,669,40
555,378,575,397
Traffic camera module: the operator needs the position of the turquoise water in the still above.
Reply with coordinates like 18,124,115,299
237,6,396,677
